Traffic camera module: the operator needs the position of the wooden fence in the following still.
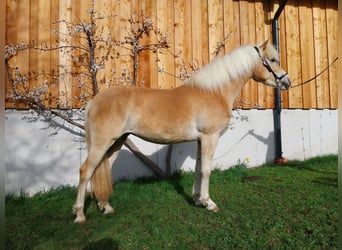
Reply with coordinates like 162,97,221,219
5,0,338,109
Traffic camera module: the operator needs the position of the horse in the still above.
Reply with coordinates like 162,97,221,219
73,40,291,223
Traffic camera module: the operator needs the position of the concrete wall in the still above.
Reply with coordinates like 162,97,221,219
5,109,337,195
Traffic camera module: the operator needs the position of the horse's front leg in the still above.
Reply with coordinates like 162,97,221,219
196,134,220,212
192,140,202,206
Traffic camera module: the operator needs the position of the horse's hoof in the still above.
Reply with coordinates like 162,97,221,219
206,201,220,212
210,206,220,213
74,215,87,223
206,205,220,212
103,206,115,215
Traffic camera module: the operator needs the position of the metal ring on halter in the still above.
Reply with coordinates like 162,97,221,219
254,46,288,86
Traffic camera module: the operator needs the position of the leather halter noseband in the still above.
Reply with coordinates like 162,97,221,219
254,46,288,85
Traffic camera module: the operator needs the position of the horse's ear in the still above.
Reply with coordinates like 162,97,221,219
257,39,269,50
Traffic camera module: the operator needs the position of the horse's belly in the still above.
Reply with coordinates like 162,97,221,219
132,122,199,144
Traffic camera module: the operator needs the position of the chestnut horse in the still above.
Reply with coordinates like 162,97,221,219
73,40,291,223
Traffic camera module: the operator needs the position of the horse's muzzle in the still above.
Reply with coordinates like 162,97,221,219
279,75,291,90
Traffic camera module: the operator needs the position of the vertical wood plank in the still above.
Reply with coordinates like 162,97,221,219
59,0,73,108
191,0,209,67
284,1,303,108
136,0,160,89
37,0,51,107
111,0,122,87
93,0,104,91
118,0,133,86
174,0,192,86
208,0,224,59
223,0,240,53
191,1,202,67
5,0,17,108
156,0,175,89
147,1,159,89
103,0,115,90
78,0,92,104
71,0,81,107
136,0,152,88
201,0,209,66
156,0,168,88
29,0,39,98
312,0,329,108
8,0,30,108
299,0,316,109
325,0,338,108
49,0,60,108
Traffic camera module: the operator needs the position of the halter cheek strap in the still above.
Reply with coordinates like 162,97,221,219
253,46,288,85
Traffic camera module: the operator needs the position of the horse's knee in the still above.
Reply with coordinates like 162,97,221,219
79,164,88,181
201,169,211,178
79,161,95,182
73,203,83,215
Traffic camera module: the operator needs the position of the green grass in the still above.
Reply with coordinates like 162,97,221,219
6,155,337,249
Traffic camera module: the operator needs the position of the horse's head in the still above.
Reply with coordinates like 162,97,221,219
252,40,291,90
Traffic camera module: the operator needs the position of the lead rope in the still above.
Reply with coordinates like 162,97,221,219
290,57,338,89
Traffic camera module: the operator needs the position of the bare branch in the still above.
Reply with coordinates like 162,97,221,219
212,31,232,57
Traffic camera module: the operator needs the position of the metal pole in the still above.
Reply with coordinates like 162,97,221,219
272,0,287,164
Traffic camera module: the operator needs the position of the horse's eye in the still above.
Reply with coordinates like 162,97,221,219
270,58,278,63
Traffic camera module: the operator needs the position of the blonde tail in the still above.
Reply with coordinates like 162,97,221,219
91,154,113,205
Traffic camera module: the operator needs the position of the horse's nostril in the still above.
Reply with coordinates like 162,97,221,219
280,77,291,90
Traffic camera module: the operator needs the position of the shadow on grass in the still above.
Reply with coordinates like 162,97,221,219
83,238,119,250
281,155,337,173
83,195,95,215
312,177,338,188
132,172,194,206
277,155,337,188
168,173,194,205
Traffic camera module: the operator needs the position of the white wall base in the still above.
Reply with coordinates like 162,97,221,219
5,109,337,195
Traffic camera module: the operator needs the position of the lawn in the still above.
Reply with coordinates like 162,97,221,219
6,155,337,249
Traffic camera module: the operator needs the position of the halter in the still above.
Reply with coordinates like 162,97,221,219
254,46,288,86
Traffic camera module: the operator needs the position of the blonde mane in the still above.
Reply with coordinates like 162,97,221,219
184,44,262,91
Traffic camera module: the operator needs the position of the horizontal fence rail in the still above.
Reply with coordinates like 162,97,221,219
5,0,337,109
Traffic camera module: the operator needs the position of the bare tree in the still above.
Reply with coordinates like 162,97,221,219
5,1,171,176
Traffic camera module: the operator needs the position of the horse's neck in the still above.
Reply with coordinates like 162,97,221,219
221,77,251,108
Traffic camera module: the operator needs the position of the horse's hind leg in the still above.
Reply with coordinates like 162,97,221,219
73,145,109,223
96,135,128,215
